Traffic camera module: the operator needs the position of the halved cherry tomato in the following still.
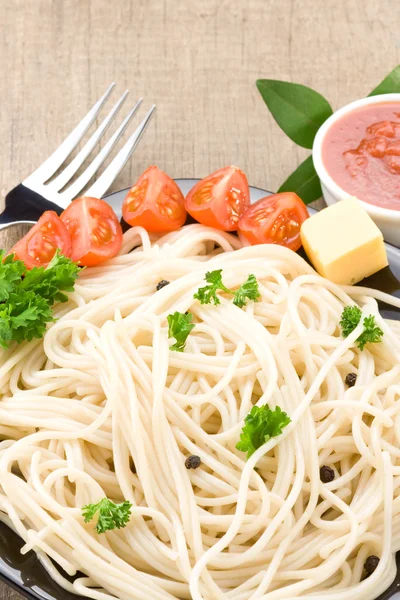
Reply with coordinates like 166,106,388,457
185,166,250,231
238,192,309,251
11,211,71,269
61,197,122,266
122,166,186,232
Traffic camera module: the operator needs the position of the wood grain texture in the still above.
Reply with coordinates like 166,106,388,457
0,0,400,597
0,586,20,600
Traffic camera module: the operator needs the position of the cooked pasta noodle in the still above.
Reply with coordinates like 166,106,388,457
1,224,400,600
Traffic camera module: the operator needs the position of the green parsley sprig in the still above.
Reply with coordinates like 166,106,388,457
0,252,26,302
340,306,383,351
0,250,80,349
19,250,80,304
167,311,195,352
236,404,291,460
232,274,261,308
0,291,53,347
193,270,231,306
194,270,260,308
82,498,132,534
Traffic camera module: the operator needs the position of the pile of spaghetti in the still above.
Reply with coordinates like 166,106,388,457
1,224,400,600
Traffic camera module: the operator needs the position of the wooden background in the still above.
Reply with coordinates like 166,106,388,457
1,0,400,598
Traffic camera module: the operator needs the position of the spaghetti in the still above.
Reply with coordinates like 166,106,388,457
1,224,400,600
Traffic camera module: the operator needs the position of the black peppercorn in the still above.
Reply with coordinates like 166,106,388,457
156,280,170,291
185,455,201,469
320,465,335,483
364,555,379,576
345,372,357,387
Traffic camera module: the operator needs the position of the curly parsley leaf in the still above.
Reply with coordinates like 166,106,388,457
0,291,54,348
0,252,26,302
356,315,384,351
0,250,79,349
340,306,383,350
20,250,80,304
193,270,231,306
194,270,260,308
82,498,132,534
167,311,195,352
236,405,291,460
340,306,362,338
233,274,261,308
0,313,13,349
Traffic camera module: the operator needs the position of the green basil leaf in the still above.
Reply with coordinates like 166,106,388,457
369,65,400,96
256,80,333,149
278,155,322,205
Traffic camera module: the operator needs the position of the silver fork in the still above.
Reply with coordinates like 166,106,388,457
0,83,156,227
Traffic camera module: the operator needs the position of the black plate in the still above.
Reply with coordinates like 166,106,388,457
1,181,400,600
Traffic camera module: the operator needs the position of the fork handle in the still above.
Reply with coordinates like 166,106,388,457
0,184,63,224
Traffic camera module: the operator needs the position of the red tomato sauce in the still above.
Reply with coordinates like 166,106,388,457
322,102,400,210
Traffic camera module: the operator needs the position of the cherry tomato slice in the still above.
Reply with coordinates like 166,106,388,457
184,166,250,231
122,166,186,232
11,211,72,269
61,197,123,266
238,192,309,251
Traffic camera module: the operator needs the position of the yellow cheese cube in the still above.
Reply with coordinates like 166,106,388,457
300,198,388,285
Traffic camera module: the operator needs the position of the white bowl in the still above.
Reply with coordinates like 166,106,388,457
312,93,400,247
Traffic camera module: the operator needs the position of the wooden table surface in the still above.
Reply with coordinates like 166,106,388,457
1,0,400,598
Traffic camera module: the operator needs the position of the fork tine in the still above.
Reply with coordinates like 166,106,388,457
84,105,156,200
24,83,116,187
49,90,129,192
58,99,144,205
